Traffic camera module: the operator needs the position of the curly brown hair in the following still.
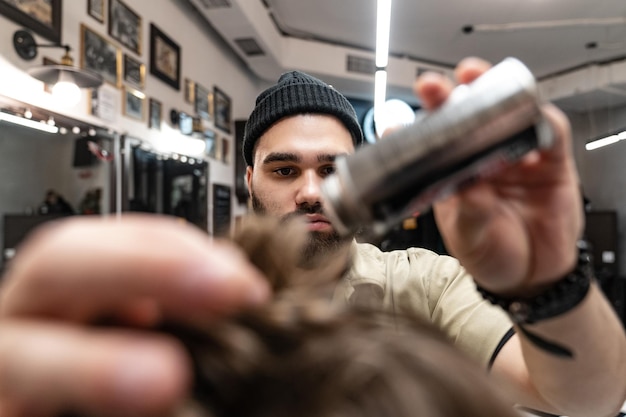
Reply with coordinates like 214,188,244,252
162,216,520,417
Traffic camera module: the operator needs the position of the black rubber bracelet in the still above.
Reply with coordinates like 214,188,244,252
477,240,593,325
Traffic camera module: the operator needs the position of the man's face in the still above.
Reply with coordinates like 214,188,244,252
246,114,356,265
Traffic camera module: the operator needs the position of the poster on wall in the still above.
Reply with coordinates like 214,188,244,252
89,87,117,123
0,0,62,43
212,183,231,237
108,0,142,55
81,24,122,88
149,23,180,90
213,86,231,133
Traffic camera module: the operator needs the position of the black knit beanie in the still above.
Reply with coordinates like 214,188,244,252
243,71,364,166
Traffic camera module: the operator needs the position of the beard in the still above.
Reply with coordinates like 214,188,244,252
251,194,352,269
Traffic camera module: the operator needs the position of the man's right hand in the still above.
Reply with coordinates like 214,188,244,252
0,214,270,417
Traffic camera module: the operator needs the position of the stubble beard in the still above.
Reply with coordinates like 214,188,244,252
250,193,352,269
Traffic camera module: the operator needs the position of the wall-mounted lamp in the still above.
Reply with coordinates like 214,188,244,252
13,29,103,107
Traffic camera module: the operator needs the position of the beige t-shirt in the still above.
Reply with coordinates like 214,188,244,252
333,241,512,368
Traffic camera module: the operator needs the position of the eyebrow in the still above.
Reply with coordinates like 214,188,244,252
262,152,347,165
263,152,300,164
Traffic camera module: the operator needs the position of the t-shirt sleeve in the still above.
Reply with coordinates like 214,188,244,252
400,248,513,367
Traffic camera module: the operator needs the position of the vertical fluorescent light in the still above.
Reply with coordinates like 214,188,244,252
375,0,392,137
374,70,388,132
376,0,392,68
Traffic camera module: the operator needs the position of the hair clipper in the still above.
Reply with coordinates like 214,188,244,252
321,57,554,237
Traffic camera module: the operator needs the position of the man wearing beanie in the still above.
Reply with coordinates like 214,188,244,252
0,59,622,417
243,65,626,417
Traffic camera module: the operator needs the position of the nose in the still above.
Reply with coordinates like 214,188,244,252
295,169,323,206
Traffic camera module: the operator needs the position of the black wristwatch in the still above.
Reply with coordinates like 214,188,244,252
477,240,593,325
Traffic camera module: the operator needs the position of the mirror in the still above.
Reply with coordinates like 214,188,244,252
122,136,209,231
0,95,118,271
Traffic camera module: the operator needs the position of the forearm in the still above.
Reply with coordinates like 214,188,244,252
517,283,626,416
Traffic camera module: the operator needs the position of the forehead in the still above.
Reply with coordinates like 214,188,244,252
254,114,355,161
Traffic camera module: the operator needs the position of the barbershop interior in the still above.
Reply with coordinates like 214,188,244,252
0,1,626,416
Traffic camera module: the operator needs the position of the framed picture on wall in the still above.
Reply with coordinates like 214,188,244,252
149,23,181,90
87,0,105,23
109,0,141,55
194,83,210,120
149,98,162,130
221,138,230,164
80,24,121,87
0,0,62,43
184,78,195,104
89,87,117,122
123,54,144,89
123,87,145,121
214,86,231,133
212,183,232,237
204,129,218,159
88,88,99,117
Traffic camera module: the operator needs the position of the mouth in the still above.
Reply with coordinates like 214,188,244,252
303,214,333,232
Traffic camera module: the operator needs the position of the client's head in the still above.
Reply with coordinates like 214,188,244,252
170,216,518,417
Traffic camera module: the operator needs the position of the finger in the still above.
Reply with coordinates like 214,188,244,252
0,320,190,417
413,72,455,110
540,103,574,163
0,214,270,322
454,56,492,84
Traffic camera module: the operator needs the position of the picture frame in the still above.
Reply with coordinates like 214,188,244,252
194,83,210,120
204,129,218,159
148,98,162,130
88,88,99,117
87,0,105,23
89,87,117,122
208,91,215,120
123,54,144,89
212,183,232,237
184,78,195,104
123,86,145,121
213,86,231,133
80,24,121,88
221,137,230,164
149,23,181,90
0,0,61,43
108,0,141,55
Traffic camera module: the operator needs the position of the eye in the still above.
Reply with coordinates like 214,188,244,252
320,165,336,176
274,167,296,177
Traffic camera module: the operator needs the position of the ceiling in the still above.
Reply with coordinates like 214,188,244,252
186,0,626,112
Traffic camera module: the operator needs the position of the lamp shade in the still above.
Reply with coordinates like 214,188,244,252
28,65,103,89
13,30,104,90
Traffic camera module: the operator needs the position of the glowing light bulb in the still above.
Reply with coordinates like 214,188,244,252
375,99,416,139
52,81,81,107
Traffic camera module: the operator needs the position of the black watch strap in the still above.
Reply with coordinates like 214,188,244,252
477,239,593,325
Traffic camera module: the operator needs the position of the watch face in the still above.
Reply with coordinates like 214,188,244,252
363,106,377,144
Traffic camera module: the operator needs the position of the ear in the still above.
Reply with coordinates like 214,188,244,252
246,166,254,197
